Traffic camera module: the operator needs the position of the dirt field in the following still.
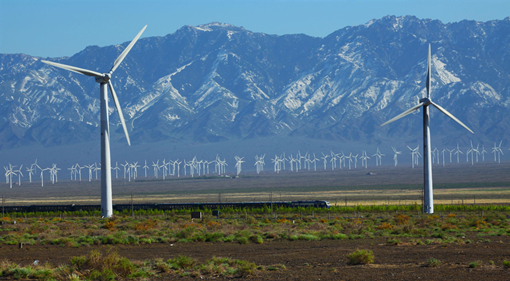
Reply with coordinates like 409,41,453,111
2,163,510,279
3,236,510,280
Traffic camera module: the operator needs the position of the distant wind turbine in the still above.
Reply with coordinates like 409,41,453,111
41,26,147,218
381,44,473,214
392,147,401,166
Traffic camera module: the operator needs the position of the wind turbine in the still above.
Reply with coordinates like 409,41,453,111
381,44,473,214
41,25,146,218
26,165,34,183
392,147,401,166
454,143,463,163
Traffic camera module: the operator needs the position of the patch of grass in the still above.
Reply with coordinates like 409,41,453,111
427,258,441,267
346,249,374,265
469,260,482,268
299,234,320,241
250,234,264,244
236,237,249,244
503,260,510,268
167,255,197,270
387,238,401,245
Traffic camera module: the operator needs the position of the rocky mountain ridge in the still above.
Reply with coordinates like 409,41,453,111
1,15,510,150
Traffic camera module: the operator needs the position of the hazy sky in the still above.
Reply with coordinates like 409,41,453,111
1,0,508,58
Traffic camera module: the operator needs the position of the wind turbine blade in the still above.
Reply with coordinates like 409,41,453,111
108,80,131,145
430,101,474,134
41,60,103,77
427,44,431,98
110,25,147,74
381,103,424,127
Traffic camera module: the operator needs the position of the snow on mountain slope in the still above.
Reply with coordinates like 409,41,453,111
1,15,509,149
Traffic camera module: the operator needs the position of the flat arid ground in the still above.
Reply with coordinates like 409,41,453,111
2,162,510,280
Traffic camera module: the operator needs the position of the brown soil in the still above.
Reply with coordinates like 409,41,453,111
3,238,510,280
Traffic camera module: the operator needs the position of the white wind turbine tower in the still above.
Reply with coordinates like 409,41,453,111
5,164,16,188
15,165,23,186
330,151,337,170
312,153,319,171
346,153,353,169
321,153,329,170
441,148,447,167
447,148,454,163
381,44,473,214
39,167,49,187
338,152,345,169
77,164,84,181
132,162,140,179
84,164,94,182
50,164,60,184
372,148,384,166
254,154,265,174
392,147,401,166
306,154,312,170
466,142,474,165
143,160,149,177
492,142,498,161
234,156,244,176
112,162,120,179
121,162,130,182
407,146,418,168
152,160,160,178
41,26,146,218
68,165,75,181
26,165,35,183
176,161,181,177
491,141,503,163
94,163,100,180
360,151,370,168
454,143,463,163
431,147,439,164
480,145,487,161
3,166,8,186
287,154,295,172
497,142,504,163
32,159,38,175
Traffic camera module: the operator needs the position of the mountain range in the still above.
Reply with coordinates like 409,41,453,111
1,15,510,151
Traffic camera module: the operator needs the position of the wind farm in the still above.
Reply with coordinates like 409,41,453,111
2,7,510,279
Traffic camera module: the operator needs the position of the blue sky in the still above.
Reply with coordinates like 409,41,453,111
1,0,508,58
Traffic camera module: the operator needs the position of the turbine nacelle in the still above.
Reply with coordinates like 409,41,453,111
419,98,431,106
95,73,111,84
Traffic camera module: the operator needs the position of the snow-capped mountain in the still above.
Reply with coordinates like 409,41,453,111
1,16,510,150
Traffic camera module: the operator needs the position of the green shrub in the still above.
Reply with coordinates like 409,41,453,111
387,238,401,245
250,234,264,244
236,237,249,244
221,234,235,242
332,233,348,240
503,260,510,268
346,249,374,265
299,234,320,241
12,267,32,279
168,255,197,270
427,258,441,267
206,232,224,242
289,235,298,241
469,261,482,268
